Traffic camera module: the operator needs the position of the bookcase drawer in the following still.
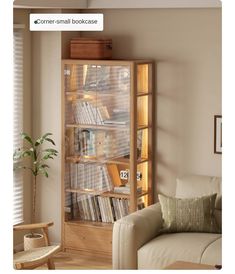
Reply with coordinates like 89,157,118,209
64,222,113,255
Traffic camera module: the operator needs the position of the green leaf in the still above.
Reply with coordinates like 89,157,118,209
35,137,43,146
40,164,50,169
42,133,53,139
42,154,54,160
21,133,33,145
38,167,49,177
44,148,58,153
35,133,53,146
45,138,55,145
13,148,34,160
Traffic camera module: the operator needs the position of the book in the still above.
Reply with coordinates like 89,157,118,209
106,197,114,223
103,112,129,125
112,198,119,220
114,185,142,194
102,165,113,191
97,196,106,222
87,195,96,221
93,196,101,221
77,163,84,189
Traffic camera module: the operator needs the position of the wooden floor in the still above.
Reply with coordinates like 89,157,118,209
36,251,112,270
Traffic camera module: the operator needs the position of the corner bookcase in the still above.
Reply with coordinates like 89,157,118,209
61,59,155,258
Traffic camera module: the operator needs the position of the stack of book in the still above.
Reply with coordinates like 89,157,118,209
70,163,113,192
75,129,96,156
76,195,130,223
74,129,130,159
73,100,110,125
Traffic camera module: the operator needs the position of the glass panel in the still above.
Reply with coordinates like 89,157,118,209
137,162,148,193
136,128,148,160
65,128,130,161
64,62,132,223
137,95,149,127
137,64,149,94
65,162,113,192
64,64,130,126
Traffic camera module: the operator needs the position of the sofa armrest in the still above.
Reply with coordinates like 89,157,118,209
112,203,163,269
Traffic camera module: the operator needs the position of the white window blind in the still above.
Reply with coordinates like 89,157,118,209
13,27,24,225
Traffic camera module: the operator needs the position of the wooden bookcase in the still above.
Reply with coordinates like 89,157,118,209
61,59,154,258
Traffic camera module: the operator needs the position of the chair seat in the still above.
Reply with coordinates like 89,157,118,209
14,245,60,269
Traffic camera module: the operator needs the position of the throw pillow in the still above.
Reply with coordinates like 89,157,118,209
158,193,220,233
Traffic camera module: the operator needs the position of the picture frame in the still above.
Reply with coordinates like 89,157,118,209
214,115,222,154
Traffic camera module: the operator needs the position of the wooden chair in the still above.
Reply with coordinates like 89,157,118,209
13,222,61,270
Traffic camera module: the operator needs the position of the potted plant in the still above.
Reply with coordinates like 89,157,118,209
13,132,58,250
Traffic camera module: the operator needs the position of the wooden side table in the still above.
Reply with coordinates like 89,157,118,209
165,261,217,270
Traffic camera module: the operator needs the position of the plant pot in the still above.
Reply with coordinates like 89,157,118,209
24,233,46,251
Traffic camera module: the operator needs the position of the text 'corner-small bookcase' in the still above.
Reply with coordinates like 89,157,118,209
61,59,155,258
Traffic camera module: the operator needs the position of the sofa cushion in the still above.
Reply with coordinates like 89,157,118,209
175,175,222,232
137,232,221,269
201,237,222,265
158,193,220,233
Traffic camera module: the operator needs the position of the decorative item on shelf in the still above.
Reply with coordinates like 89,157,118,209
13,133,58,250
120,169,142,181
214,115,222,154
70,37,112,59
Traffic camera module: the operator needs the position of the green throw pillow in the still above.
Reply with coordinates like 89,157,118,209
158,193,220,233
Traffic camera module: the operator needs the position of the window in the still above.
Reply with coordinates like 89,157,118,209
13,26,24,225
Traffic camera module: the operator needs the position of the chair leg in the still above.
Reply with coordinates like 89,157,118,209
47,258,55,270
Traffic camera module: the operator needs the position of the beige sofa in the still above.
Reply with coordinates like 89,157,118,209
112,175,222,269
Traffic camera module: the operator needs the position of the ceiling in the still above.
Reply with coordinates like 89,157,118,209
13,0,222,9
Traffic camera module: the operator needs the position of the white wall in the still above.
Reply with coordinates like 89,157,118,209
32,10,62,243
81,8,222,197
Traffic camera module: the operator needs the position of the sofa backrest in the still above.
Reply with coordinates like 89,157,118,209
175,174,222,232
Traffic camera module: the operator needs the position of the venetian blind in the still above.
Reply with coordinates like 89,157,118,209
13,27,24,225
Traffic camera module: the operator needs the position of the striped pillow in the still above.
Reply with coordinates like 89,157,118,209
158,193,220,233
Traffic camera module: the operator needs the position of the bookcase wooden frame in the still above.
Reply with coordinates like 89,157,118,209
61,59,155,258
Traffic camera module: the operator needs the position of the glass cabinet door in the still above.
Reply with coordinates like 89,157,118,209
63,61,153,223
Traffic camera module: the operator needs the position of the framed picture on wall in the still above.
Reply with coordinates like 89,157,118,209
214,115,222,154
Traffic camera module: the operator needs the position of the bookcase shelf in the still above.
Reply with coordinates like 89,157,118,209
62,59,154,258
66,123,128,131
66,90,126,97
65,155,149,165
65,188,149,199
66,123,150,131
